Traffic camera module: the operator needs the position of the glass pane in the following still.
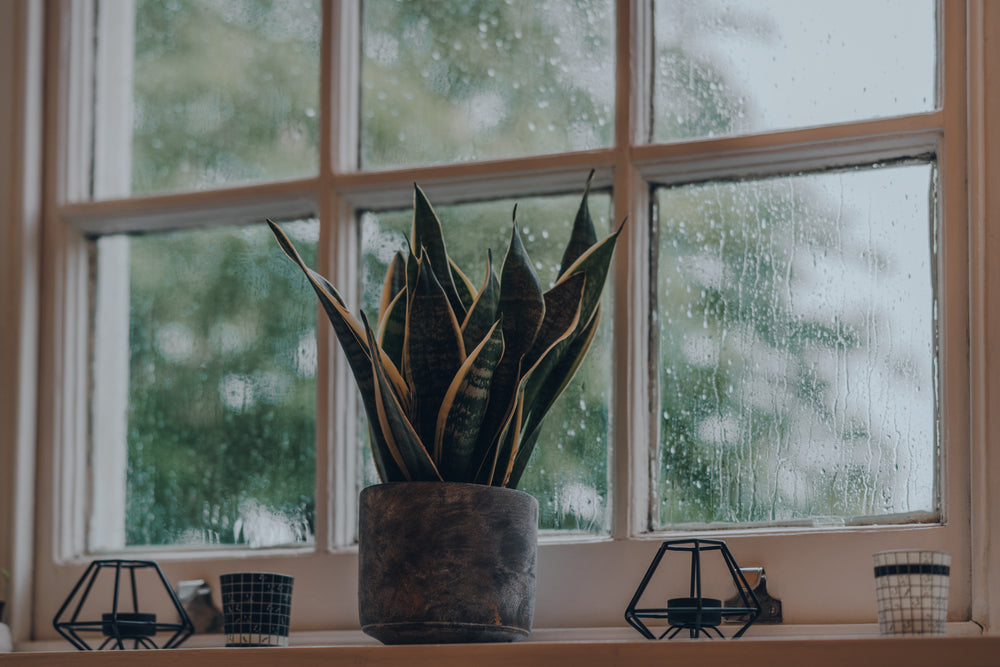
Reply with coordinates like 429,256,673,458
360,192,614,533
124,0,320,195
654,163,936,526
653,0,935,141
92,220,318,548
361,0,615,168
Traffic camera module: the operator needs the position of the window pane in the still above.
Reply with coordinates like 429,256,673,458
124,0,320,195
361,0,615,169
654,163,936,526
91,221,318,548
653,0,935,141
360,193,614,533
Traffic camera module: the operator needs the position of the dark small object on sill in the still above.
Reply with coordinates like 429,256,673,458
53,559,194,650
625,538,762,640
177,579,224,634
101,612,157,638
667,597,723,630
724,567,783,624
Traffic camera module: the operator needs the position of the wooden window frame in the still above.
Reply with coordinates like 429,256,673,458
2,0,997,645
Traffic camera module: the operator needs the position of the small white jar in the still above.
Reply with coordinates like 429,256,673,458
0,621,12,652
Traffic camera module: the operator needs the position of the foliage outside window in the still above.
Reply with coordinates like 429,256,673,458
81,0,942,557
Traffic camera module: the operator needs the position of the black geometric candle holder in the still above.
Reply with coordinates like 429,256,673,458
53,559,193,650
625,538,761,639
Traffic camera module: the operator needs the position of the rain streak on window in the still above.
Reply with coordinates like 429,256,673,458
127,0,320,194
360,0,615,168
653,0,935,141
98,220,319,547
654,163,937,527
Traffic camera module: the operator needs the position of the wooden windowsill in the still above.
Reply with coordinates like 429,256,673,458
7,625,998,667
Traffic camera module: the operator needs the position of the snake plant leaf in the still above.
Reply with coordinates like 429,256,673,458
491,390,525,487
377,287,407,370
379,251,407,316
304,256,412,411
268,219,369,385
507,309,602,489
267,220,405,482
470,354,524,485
450,258,478,314
412,184,467,319
366,425,407,483
404,254,467,446
558,170,598,278
470,223,545,482
434,321,504,480
364,313,442,482
405,236,418,295
498,221,545,360
523,272,586,372
461,250,500,352
270,177,622,490
492,276,586,486
554,218,624,340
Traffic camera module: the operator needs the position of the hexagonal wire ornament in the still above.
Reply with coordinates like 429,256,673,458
625,538,761,639
53,559,194,650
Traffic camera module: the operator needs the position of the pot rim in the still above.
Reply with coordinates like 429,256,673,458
360,480,538,499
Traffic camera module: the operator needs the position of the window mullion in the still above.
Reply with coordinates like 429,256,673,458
330,0,360,176
936,0,973,619
612,0,655,538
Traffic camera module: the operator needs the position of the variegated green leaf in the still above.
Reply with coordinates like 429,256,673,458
461,250,499,352
379,251,406,316
470,222,545,482
405,236,418,296
491,391,524,487
524,272,586,371
558,169,598,278
494,277,585,486
404,254,467,446
555,219,623,339
377,287,407,370
470,356,523,486
268,220,405,482
508,309,601,489
498,221,545,360
434,321,504,480
450,257,477,313
412,184,467,318
364,313,442,482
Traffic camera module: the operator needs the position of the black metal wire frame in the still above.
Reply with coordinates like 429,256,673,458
624,538,762,640
53,559,194,650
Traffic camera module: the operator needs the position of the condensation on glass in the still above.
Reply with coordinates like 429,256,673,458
653,163,937,527
652,0,936,141
359,193,614,533
90,220,318,549
117,0,320,195
360,0,615,168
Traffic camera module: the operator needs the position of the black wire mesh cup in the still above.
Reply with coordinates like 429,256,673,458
220,572,294,647
873,550,950,635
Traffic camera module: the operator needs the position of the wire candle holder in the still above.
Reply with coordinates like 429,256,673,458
625,538,761,639
53,559,193,650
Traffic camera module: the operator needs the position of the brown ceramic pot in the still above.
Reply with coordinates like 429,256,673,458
358,481,538,644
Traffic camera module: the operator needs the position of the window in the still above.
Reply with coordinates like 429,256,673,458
25,0,977,637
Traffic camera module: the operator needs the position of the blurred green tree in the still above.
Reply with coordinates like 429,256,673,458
116,0,934,546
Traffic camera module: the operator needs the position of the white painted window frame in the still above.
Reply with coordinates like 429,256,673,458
0,0,997,644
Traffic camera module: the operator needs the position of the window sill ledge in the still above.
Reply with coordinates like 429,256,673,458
8,624,994,666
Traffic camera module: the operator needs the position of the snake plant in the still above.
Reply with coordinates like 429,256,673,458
268,175,622,488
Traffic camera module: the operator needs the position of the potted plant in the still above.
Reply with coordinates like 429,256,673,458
268,173,622,644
